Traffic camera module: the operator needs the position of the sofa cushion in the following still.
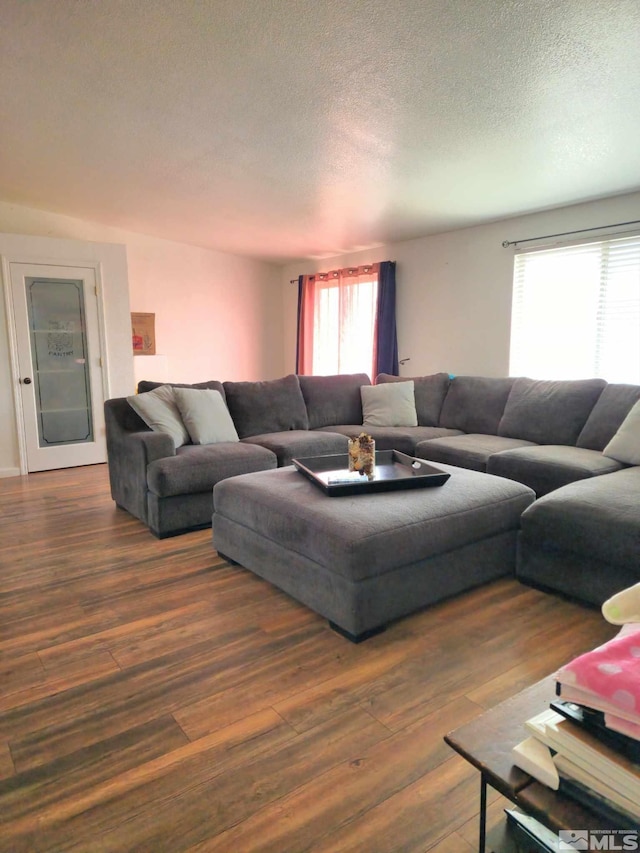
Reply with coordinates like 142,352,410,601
376,373,450,426
498,378,606,445
223,374,309,438
173,388,239,445
602,399,640,465
127,385,190,448
415,434,536,472
516,467,640,606
241,430,348,467
137,379,226,400
361,381,418,427
577,384,640,450
147,442,277,497
487,445,624,496
518,467,640,569
315,424,464,455
107,396,151,434
438,376,516,434
298,373,370,429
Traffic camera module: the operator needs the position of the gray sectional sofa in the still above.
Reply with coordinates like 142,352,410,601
104,370,640,608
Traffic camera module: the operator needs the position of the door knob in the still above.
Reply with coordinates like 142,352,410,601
22,377,32,384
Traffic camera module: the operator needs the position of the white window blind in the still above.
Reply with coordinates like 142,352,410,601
509,233,640,383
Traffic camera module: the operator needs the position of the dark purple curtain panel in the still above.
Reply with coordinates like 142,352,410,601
375,261,399,376
295,275,304,373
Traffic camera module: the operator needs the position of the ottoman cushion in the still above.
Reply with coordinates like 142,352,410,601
213,464,535,637
214,465,534,582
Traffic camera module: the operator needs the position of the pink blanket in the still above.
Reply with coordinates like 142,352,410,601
555,625,640,727
558,683,640,737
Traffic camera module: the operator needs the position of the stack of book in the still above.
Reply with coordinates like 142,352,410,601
512,626,640,828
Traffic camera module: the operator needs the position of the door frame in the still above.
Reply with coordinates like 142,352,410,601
1,252,111,475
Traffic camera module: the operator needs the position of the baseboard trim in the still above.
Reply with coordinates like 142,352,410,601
0,467,21,478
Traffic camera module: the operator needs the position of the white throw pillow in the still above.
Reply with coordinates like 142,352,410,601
127,385,189,448
602,400,640,465
361,381,418,427
173,387,239,445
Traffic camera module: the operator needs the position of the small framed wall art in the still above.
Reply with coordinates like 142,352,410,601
131,312,156,356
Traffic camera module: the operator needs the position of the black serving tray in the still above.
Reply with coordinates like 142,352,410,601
291,450,450,496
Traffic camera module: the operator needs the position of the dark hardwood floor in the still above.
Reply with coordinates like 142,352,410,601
0,464,616,852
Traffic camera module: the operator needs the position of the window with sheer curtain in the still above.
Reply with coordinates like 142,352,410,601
509,234,640,383
296,262,398,379
309,266,378,376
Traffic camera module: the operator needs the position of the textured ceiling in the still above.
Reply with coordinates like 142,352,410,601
2,0,640,263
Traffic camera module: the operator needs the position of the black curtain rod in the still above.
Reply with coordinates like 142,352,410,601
290,263,385,284
502,219,640,248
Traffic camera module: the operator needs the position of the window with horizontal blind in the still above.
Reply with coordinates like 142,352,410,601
509,233,640,383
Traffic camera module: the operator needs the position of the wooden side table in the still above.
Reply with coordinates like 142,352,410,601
445,677,607,852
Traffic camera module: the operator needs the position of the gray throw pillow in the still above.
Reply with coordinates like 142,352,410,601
173,388,239,445
361,381,418,427
127,385,189,448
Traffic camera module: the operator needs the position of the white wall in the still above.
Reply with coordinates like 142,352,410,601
281,190,640,378
0,201,283,477
125,235,282,383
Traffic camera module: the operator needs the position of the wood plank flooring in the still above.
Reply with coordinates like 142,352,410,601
0,464,616,852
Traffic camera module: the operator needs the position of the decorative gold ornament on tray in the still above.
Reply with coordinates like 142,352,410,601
348,432,376,480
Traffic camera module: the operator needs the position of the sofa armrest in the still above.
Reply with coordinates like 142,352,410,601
129,430,176,464
105,398,176,524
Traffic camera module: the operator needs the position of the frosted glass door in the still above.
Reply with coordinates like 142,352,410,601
26,277,94,446
10,261,107,473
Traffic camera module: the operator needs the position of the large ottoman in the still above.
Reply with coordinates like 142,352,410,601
212,464,535,641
